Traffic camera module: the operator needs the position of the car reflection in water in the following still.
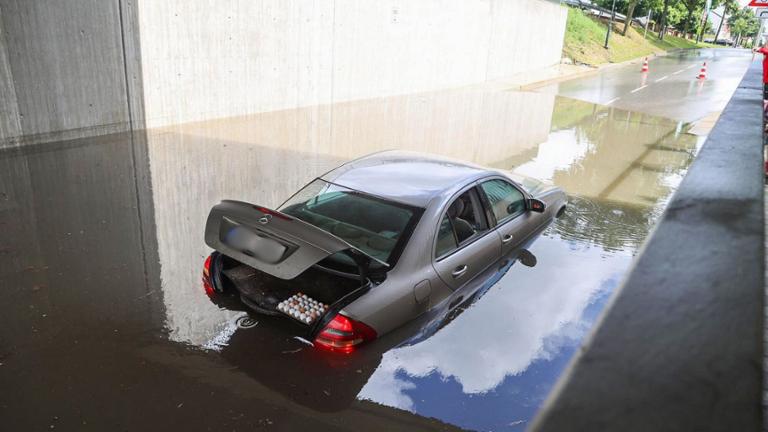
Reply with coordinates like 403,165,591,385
204,225,547,413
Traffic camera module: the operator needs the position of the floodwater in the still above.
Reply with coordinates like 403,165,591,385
0,85,706,431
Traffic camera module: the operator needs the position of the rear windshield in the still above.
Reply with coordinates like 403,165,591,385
279,179,419,265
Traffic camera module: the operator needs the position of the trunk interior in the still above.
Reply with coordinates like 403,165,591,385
218,255,364,325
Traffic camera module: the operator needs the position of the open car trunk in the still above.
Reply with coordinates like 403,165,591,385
216,256,370,334
205,201,383,336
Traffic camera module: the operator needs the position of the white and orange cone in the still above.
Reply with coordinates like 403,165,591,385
641,58,649,73
697,62,707,80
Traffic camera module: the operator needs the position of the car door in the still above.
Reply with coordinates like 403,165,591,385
432,187,502,291
477,178,534,256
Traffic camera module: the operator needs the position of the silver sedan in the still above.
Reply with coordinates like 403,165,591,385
203,151,567,352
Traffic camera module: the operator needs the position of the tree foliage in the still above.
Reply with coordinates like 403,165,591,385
592,0,728,38
727,7,760,39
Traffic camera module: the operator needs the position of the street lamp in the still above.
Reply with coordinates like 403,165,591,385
604,0,617,49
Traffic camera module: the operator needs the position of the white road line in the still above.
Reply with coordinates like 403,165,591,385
630,85,648,93
686,64,696,69
672,69,684,75
605,97,620,105
655,75,669,82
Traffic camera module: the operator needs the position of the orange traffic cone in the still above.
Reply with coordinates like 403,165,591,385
697,62,707,80
641,58,649,73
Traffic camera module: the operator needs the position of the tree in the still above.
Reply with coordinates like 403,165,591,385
594,0,711,40
728,7,759,46
622,0,641,35
679,0,704,38
713,0,739,42
658,0,672,40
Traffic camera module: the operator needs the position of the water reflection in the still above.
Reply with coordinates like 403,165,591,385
359,233,626,431
0,84,707,431
351,100,701,430
138,85,706,430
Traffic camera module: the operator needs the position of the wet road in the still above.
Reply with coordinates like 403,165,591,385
537,48,752,123
0,49,753,431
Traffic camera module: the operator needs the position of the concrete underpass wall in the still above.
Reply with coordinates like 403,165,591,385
137,0,567,128
0,0,143,147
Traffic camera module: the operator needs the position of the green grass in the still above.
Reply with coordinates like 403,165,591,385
645,32,718,50
563,7,719,66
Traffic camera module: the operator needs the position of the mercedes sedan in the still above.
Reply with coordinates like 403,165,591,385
202,151,567,352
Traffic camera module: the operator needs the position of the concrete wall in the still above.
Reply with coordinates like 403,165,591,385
0,0,566,142
0,0,142,146
0,13,21,140
137,0,567,128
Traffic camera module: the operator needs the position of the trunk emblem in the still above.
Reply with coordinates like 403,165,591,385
258,214,272,224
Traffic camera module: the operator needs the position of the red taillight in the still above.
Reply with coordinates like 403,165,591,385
314,314,377,353
203,255,215,296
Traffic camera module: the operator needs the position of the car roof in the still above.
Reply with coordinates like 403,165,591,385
320,151,490,207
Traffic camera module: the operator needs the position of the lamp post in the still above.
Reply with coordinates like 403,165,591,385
604,0,618,49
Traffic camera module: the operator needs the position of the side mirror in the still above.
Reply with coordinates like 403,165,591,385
528,199,546,213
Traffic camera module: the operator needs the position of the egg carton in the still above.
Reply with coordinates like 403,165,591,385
277,293,329,325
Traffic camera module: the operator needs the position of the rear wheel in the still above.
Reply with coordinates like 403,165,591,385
556,205,567,219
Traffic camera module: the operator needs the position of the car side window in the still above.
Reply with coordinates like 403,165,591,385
435,188,489,258
435,214,457,258
479,179,526,225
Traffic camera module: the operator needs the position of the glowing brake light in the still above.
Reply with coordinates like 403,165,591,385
314,313,377,353
202,254,215,296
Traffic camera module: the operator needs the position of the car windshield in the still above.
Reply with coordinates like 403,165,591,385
279,179,419,265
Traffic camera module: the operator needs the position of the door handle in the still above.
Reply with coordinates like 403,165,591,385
502,234,514,244
451,265,468,279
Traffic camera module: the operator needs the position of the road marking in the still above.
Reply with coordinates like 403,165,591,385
672,69,684,75
605,97,620,105
630,85,648,93
686,64,696,69
655,75,669,82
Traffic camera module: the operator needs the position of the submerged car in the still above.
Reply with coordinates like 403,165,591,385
202,151,566,352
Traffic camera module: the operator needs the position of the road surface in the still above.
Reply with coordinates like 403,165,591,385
539,48,753,123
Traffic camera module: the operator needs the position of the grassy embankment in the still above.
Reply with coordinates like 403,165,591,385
563,8,718,66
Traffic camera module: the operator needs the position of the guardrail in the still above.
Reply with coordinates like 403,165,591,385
531,60,765,431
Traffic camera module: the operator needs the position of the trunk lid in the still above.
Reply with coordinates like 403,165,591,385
204,200,387,280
